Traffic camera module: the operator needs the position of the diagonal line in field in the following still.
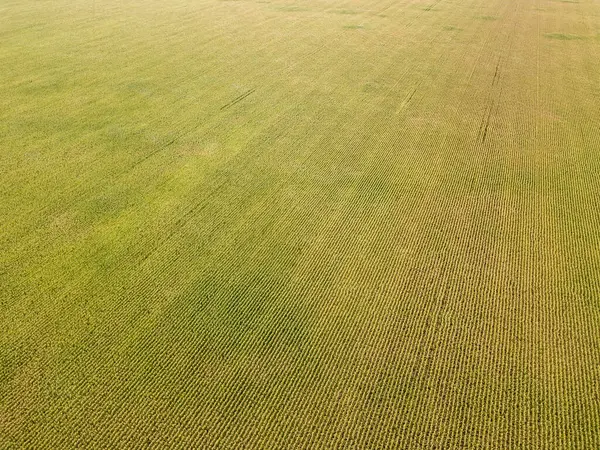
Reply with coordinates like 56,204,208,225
220,88,257,111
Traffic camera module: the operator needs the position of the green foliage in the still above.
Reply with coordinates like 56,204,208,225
1,0,599,447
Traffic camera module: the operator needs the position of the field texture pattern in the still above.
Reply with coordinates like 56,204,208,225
1,0,600,447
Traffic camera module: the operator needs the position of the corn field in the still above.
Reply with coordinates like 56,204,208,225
1,0,599,446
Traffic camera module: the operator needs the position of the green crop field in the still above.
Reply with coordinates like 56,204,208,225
1,0,600,446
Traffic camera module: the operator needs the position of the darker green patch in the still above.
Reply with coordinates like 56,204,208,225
545,32,583,40
553,0,579,3
344,24,365,29
126,82,153,98
443,25,461,31
477,15,498,20
362,81,381,92
78,193,130,222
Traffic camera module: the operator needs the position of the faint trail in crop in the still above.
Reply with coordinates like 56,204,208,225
492,56,501,85
219,88,256,110
137,179,229,265
477,99,495,143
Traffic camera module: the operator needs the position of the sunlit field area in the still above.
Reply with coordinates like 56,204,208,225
1,0,599,446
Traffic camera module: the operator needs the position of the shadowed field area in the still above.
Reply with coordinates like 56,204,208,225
1,0,599,447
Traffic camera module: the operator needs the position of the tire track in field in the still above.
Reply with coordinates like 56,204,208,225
474,0,519,147
219,88,256,110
